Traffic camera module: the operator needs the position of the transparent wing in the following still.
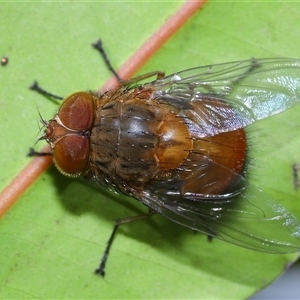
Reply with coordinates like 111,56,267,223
147,58,300,136
138,176,300,253
132,58,300,252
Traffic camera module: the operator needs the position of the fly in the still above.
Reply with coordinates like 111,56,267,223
29,40,300,276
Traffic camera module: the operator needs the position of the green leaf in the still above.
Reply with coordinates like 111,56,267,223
1,2,300,299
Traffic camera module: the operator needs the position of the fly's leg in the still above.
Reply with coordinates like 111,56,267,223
27,147,51,157
95,208,156,277
92,39,165,85
30,81,63,100
92,39,123,83
123,71,165,85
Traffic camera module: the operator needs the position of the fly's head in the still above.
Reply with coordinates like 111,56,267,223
41,92,96,177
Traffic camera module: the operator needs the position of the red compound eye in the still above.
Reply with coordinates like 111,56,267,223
58,92,95,131
53,135,90,176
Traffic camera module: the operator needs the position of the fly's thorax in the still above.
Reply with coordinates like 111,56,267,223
88,87,194,191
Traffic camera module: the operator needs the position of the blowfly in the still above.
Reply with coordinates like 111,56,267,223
29,40,300,276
